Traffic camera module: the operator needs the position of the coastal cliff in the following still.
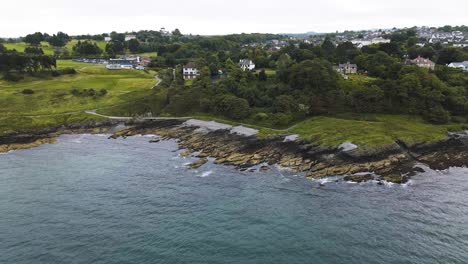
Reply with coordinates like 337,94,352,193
1,119,466,184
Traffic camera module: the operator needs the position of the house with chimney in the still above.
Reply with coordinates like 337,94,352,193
239,59,255,71
183,62,199,79
406,56,436,70
334,62,358,74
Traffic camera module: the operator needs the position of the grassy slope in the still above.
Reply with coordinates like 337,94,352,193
3,40,107,55
0,60,463,147
3,41,157,57
289,114,463,147
0,60,157,135
193,113,464,147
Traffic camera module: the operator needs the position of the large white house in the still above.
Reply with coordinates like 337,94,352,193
351,37,391,48
239,59,255,71
183,62,199,79
448,61,468,71
125,35,137,41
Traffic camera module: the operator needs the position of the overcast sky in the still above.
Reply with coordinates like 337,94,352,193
1,0,467,37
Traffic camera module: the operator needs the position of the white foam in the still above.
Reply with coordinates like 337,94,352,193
200,171,213,177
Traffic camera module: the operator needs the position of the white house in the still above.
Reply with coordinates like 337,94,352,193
351,37,391,48
239,59,255,71
125,35,137,41
448,61,468,71
183,62,199,79
104,37,112,42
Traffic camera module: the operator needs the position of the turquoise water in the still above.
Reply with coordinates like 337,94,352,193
1,134,467,264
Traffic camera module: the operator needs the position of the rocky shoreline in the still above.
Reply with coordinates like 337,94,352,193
108,120,467,184
1,119,467,184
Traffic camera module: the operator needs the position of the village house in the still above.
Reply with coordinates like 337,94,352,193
334,62,358,74
448,61,468,71
183,62,199,79
351,37,390,48
406,56,436,70
125,35,137,41
104,36,112,42
239,59,255,71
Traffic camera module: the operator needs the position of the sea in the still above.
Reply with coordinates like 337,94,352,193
1,134,467,264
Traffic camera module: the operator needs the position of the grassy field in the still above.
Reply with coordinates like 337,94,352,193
3,40,107,55
3,40,157,57
192,113,465,147
0,60,157,135
288,114,464,147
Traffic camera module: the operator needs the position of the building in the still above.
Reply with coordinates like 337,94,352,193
406,56,436,70
139,57,151,67
104,37,112,42
448,61,468,71
239,59,255,71
125,35,137,41
106,57,138,70
351,37,391,48
183,62,199,79
334,62,358,74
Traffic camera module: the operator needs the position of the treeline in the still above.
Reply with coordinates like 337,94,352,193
148,30,468,125
0,44,57,80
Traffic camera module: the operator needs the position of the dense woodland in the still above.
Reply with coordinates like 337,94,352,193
1,27,468,126
146,29,468,125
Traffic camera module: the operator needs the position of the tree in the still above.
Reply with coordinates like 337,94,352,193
48,35,66,47
24,32,44,45
73,41,103,56
258,69,267,81
24,47,44,55
214,95,251,120
274,95,297,113
105,41,125,57
437,47,467,65
127,39,140,53
172,28,182,37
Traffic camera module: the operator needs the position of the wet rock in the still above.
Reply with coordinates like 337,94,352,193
180,150,192,157
343,174,374,183
149,138,160,143
260,166,270,172
188,158,208,169
383,175,409,184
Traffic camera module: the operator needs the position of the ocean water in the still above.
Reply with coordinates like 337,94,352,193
1,134,467,264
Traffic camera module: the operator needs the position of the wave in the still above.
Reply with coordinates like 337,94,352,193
200,171,213,177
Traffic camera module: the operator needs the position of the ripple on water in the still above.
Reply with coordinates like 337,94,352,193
0,134,467,264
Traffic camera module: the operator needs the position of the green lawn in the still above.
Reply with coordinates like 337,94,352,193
290,114,463,147
0,60,157,135
192,113,464,147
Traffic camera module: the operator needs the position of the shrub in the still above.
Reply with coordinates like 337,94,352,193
98,89,108,96
61,68,77,75
22,89,34,95
3,73,23,82
70,88,81,96
424,106,451,124
451,116,466,124
51,70,61,77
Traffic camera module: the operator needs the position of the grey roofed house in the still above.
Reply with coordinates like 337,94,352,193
448,61,468,71
239,59,255,71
